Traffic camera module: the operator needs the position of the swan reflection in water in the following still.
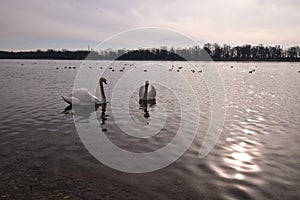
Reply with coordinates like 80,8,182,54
62,103,108,132
62,104,100,122
139,99,156,119
99,103,108,125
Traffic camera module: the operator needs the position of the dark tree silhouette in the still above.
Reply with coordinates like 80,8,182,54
0,44,300,61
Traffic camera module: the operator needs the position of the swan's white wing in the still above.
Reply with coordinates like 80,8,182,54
72,88,99,104
148,85,156,100
139,85,145,99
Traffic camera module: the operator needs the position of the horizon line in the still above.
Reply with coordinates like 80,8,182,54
1,43,300,52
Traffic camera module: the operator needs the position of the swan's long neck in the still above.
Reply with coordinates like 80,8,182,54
143,84,149,100
100,81,106,101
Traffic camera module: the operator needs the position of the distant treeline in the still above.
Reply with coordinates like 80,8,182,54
1,44,300,61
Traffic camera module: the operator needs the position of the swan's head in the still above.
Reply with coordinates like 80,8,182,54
100,77,107,84
145,81,149,86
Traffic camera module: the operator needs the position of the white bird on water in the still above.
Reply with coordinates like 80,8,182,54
62,77,107,105
139,81,156,101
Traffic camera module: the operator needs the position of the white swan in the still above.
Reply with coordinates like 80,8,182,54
139,81,156,101
62,77,107,105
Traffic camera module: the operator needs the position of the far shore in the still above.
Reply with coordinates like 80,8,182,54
1,58,300,62
1,44,300,62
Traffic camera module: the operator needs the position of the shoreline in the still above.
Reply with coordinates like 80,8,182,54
1,58,300,62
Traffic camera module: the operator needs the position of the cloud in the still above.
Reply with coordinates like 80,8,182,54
0,0,299,50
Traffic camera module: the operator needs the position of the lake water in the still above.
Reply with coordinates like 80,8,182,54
0,60,299,199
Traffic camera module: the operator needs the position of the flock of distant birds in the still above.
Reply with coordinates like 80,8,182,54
19,61,300,74
60,63,205,106
58,63,263,106
54,63,300,74
55,63,205,73
18,61,300,106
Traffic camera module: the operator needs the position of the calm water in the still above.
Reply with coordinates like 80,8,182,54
0,60,299,199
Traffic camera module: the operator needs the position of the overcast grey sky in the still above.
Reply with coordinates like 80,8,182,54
0,0,299,50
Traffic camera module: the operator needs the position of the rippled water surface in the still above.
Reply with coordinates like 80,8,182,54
0,60,299,199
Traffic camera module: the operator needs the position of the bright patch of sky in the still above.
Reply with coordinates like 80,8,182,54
0,0,299,50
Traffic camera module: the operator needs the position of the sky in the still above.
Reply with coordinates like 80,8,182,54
0,0,300,51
